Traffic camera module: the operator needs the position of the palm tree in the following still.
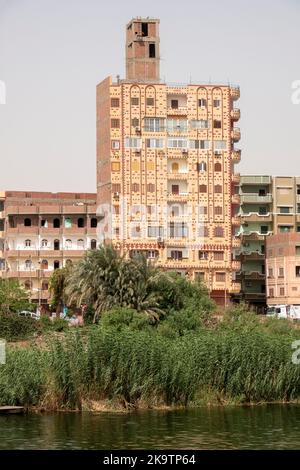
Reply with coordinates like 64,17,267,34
65,245,169,323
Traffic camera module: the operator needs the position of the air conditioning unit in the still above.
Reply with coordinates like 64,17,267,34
182,148,188,153
135,127,141,133
113,192,119,198
214,150,222,155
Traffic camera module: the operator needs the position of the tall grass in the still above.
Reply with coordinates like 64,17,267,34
1,325,300,410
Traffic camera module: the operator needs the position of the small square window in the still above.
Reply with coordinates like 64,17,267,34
111,98,120,107
146,98,154,106
111,140,120,150
111,119,120,128
213,99,221,107
198,99,206,107
131,97,139,106
171,100,178,109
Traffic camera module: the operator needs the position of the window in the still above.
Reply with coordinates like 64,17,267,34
65,239,72,249
279,226,291,233
259,189,266,196
147,226,164,238
198,251,208,260
278,267,284,277
190,120,209,129
199,184,207,193
131,225,141,237
215,206,222,215
147,183,155,192
268,268,273,278
111,140,120,150
214,251,224,260
54,239,60,250
132,118,139,127
41,239,48,248
147,250,158,259
144,118,164,132
91,239,97,250
146,97,154,106
213,120,222,129
77,218,84,228
149,43,156,58
111,98,119,107
141,22,148,36
111,119,120,128
269,288,274,297
132,183,140,192
214,226,224,237
190,140,210,149
214,140,227,150
296,246,300,255
197,162,206,172
198,99,206,107
53,218,60,228
25,239,31,247
112,184,121,193
214,162,222,172
77,239,84,249
216,272,225,282
24,218,31,227
64,217,72,228
297,185,300,195
171,184,179,194
171,99,178,109
280,288,285,296
279,207,290,214
146,138,164,148
213,99,221,107
91,218,97,228
167,139,188,149
260,225,268,234
41,219,48,228
25,259,32,270
131,97,139,106
214,185,222,193
125,138,141,148
24,280,31,290
259,207,267,215
54,261,60,270
169,222,188,238
170,250,182,260
195,272,205,281
41,259,48,270
113,205,120,215
42,281,49,291
167,119,188,133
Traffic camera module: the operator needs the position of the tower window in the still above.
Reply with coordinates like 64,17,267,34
111,98,119,107
149,43,156,58
24,218,31,227
131,97,139,106
141,22,148,36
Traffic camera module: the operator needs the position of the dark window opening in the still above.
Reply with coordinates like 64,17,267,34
24,218,31,227
171,99,178,109
142,22,148,36
53,218,60,228
77,218,84,228
91,218,97,228
149,43,156,58
54,239,60,250
54,261,60,270
91,239,97,250
259,189,266,196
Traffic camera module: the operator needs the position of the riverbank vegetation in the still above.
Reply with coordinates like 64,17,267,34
1,246,300,411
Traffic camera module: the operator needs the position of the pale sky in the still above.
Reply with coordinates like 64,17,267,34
0,0,299,193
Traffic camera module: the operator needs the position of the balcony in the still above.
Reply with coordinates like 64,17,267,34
168,171,188,180
231,127,241,142
167,192,189,202
167,148,189,159
231,108,241,121
5,250,39,258
240,193,272,204
232,237,241,248
231,194,240,205
240,175,271,185
243,271,266,281
238,251,265,261
231,149,241,163
230,282,241,293
232,260,241,271
230,86,240,101
240,232,266,241
6,227,39,235
232,173,240,184
4,205,38,215
167,106,187,116
240,212,273,223
244,292,266,301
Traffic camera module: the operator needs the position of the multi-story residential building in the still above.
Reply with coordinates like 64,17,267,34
266,233,300,306
0,191,97,310
237,176,300,309
96,17,241,305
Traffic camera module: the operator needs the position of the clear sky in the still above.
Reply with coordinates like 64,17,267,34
0,0,299,193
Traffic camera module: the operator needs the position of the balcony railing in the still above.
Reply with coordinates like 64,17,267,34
231,108,241,121
167,106,187,116
231,149,241,163
240,193,272,204
230,86,240,101
240,175,271,185
231,128,241,142
240,212,273,222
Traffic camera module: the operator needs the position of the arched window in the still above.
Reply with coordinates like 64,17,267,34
24,218,31,227
91,218,98,228
25,259,32,270
77,239,84,249
172,162,179,172
214,162,222,172
91,239,97,250
42,281,49,291
214,185,222,193
65,239,72,249
53,218,60,228
199,184,207,193
54,260,60,270
198,162,206,172
41,259,48,270
25,239,31,247
214,226,224,237
41,239,48,248
24,280,31,290
54,239,60,250
77,218,84,228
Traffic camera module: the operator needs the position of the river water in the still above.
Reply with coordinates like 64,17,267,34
0,405,300,449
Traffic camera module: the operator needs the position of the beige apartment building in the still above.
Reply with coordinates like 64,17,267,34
96,17,241,305
266,233,300,306
0,191,97,309
237,176,300,309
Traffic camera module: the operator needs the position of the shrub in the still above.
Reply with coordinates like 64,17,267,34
0,312,40,341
